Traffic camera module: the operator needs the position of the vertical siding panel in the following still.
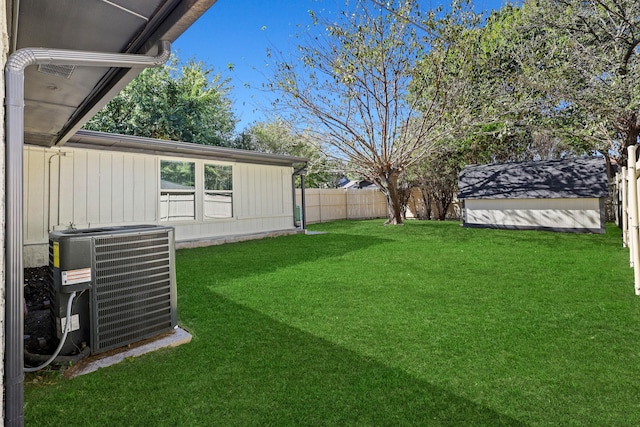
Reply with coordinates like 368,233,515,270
122,156,134,222
245,165,255,216
278,167,285,214
238,163,249,218
252,165,259,216
266,167,275,215
260,166,268,216
23,147,33,239
255,166,262,216
58,152,74,226
86,151,101,225
23,147,31,237
24,147,47,242
111,154,124,223
244,165,254,217
254,166,262,217
132,157,146,222
99,154,112,223
144,157,157,221
261,166,268,216
73,151,88,226
282,170,289,215
282,167,288,213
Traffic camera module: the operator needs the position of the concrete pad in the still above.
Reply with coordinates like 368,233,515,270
66,327,192,378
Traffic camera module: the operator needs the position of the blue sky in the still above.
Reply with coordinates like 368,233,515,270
173,0,510,133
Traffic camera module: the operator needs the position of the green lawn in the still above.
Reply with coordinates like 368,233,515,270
25,220,640,426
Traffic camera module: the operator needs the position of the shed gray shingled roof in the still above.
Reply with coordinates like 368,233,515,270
457,157,609,200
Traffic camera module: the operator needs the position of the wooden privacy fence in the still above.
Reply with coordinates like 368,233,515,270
616,145,640,295
295,188,462,224
296,188,387,224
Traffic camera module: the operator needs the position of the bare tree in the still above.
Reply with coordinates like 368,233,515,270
269,0,466,224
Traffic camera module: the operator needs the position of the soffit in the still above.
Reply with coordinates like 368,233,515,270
10,0,217,147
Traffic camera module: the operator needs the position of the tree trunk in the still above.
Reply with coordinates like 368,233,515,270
419,187,432,220
434,190,453,220
436,200,451,220
377,171,404,225
617,112,640,167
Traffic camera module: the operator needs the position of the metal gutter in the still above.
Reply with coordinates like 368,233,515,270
66,130,309,167
4,40,171,427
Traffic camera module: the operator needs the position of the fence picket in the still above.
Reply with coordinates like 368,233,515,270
618,146,640,295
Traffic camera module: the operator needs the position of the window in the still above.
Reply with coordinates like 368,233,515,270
204,164,233,219
160,160,196,221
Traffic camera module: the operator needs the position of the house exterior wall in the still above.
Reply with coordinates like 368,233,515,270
462,197,606,233
23,145,296,266
1,0,8,420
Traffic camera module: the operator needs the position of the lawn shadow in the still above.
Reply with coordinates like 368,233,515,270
26,291,527,426
170,293,524,426
176,232,392,285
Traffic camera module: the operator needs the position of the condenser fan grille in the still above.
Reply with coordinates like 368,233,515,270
91,230,176,353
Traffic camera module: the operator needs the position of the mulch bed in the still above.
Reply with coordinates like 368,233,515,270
24,266,54,354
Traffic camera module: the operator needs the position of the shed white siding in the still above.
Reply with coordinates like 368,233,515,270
463,198,605,233
458,158,609,233
24,145,296,266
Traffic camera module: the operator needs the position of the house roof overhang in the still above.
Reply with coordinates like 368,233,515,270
9,0,217,148
66,129,310,168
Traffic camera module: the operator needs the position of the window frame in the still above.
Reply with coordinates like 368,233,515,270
159,159,197,223
203,163,234,220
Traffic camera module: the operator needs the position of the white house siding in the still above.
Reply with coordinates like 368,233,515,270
463,197,604,232
23,145,296,266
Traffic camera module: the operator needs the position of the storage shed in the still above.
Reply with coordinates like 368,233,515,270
23,130,308,266
457,157,609,233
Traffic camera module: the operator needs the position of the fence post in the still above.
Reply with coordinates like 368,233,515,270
627,145,640,295
622,168,628,248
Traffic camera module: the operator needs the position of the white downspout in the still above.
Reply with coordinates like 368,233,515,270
4,40,171,427
626,145,640,295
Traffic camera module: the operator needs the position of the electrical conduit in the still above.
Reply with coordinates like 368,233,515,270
23,291,77,373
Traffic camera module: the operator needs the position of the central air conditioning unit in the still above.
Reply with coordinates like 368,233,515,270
49,225,177,355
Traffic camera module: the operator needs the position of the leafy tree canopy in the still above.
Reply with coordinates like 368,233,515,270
84,56,238,146
238,119,346,188
507,0,640,164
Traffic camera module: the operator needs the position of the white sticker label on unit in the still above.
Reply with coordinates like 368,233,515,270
62,268,92,286
58,314,80,333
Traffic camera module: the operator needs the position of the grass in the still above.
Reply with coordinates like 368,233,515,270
24,220,640,426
